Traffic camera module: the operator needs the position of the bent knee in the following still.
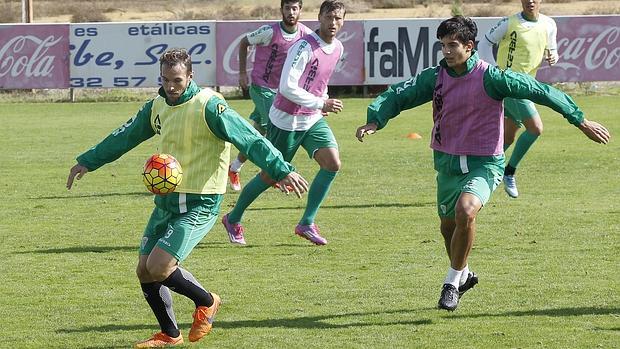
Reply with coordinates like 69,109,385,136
322,159,341,172
145,260,175,282
525,118,543,135
454,204,478,224
136,263,151,282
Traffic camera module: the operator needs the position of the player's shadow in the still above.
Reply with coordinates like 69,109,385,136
82,345,138,349
56,308,431,334
55,306,620,337
15,241,316,254
447,306,619,319
15,245,137,254
33,191,151,200
217,309,432,329
245,201,435,211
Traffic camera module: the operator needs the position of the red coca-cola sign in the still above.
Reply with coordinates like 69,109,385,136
216,20,365,86
0,24,70,89
537,16,620,82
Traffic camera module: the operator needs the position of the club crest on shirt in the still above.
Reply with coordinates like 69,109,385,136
153,114,161,134
217,103,227,115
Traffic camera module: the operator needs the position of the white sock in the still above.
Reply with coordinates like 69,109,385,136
230,157,244,172
444,267,463,289
460,265,470,286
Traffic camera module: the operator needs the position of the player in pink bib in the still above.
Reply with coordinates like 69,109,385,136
223,0,346,246
229,0,312,191
356,16,610,311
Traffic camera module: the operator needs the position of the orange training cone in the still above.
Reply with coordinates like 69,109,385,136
407,132,422,139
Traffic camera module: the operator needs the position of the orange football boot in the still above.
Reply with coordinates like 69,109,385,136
188,293,222,342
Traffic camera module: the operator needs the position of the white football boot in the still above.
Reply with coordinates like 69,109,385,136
503,175,519,198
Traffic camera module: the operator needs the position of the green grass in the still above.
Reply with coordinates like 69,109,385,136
1,96,618,348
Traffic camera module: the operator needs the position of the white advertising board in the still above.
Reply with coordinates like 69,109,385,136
69,21,216,88
364,18,496,85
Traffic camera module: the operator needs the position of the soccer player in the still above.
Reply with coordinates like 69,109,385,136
478,0,559,198
222,0,346,246
229,0,313,191
355,16,610,311
66,48,308,348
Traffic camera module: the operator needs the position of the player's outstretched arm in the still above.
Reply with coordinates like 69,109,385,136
66,163,89,190
355,123,378,142
578,119,611,144
276,172,309,199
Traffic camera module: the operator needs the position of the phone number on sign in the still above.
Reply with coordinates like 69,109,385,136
70,76,152,88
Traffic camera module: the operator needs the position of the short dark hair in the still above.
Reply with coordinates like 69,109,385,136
159,48,192,74
281,0,302,8
436,16,477,44
319,0,346,17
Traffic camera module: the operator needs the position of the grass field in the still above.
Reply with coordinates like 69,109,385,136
1,96,618,348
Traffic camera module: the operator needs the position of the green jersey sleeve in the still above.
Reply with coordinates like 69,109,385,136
366,66,438,130
203,96,294,181
76,100,157,171
484,66,584,126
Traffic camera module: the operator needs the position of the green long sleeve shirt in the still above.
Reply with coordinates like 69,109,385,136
366,51,584,130
76,81,294,212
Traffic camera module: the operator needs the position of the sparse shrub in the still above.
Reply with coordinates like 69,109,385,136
173,9,215,20
415,0,454,4
217,4,249,20
346,1,373,14
583,5,620,15
368,0,414,9
468,5,499,17
168,3,287,20
167,0,217,20
103,7,122,13
451,0,463,16
35,0,69,18
70,4,111,23
249,6,280,20
0,2,20,23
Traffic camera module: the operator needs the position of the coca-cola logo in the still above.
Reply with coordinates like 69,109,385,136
221,29,356,76
0,35,63,78
334,30,355,73
541,26,619,72
223,33,256,76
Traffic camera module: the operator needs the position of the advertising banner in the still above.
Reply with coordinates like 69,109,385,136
363,18,496,85
0,16,617,89
69,21,216,88
0,24,70,89
364,16,619,85
216,20,365,86
537,16,620,82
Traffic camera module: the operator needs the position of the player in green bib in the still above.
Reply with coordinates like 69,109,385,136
478,0,558,198
66,49,308,348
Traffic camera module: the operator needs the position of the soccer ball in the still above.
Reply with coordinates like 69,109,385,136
142,154,183,195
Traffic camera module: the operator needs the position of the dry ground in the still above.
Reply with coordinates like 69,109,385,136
15,0,620,23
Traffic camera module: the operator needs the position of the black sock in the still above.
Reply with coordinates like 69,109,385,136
140,282,180,338
504,164,516,176
161,267,214,308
